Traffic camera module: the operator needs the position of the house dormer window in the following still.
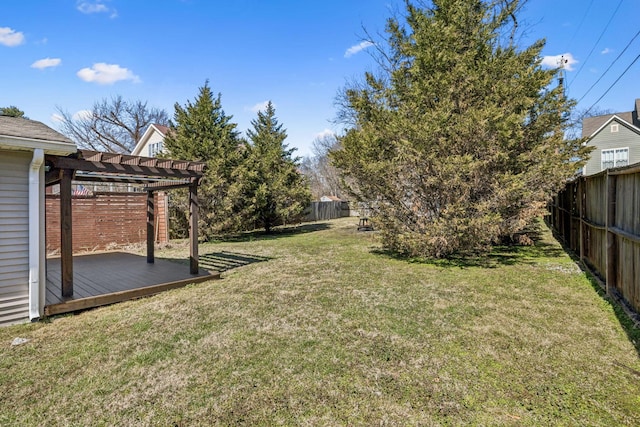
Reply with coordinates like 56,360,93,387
601,147,628,170
149,142,163,157
610,124,619,133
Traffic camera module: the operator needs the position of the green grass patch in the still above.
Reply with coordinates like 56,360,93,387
1,217,639,425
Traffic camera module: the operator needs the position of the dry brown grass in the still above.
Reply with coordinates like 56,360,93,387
1,218,640,425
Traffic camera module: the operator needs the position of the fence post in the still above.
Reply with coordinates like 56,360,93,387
606,171,617,296
578,178,584,261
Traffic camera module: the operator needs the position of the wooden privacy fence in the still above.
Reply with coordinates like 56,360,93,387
547,163,640,313
46,192,169,254
305,201,354,222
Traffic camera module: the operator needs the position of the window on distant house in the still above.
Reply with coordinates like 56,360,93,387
601,147,628,170
148,142,163,157
610,123,619,133
615,147,629,167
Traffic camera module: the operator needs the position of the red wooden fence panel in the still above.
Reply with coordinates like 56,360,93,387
46,192,168,254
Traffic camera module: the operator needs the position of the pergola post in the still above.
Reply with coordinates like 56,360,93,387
146,191,155,264
189,180,199,274
60,169,73,298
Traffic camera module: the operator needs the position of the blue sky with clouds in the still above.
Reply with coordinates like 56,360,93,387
2,1,639,156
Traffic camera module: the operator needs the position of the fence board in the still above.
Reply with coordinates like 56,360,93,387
46,192,147,253
635,175,640,235
635,244,640,310
616,174,635,233
305,201,353,222
585,174,606,226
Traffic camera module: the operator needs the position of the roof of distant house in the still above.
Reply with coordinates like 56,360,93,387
0,116,73,144
130,123,171,156
582,99,640,138
154,124,170,135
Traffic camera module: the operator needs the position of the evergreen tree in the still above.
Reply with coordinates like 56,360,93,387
332,0,590,258
231,102,311,233
163,81,243,238
0,106,26,118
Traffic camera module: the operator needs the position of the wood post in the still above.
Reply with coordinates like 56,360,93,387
606,172,617,296
146,191,155,264
578,177,585,262
189,180,199,274
60,169,73,298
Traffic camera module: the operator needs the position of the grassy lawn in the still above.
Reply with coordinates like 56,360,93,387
2,217,640,426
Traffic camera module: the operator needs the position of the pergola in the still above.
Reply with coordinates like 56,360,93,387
44,149,206,299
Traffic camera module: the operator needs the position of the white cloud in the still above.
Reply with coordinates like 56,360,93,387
314,129,335,140
601,48,611,55
77,1,118,18
50,113,64,123
77,63,141,85
344,41,374,58
541,53,577,71
51,110,92,124
0,27,25,47
31,57,62,69
247,101,271,113
73,110,93,121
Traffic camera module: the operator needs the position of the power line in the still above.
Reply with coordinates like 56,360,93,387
566,0,594,48
569,0,625,87
577,28,640,103
582,53,640,118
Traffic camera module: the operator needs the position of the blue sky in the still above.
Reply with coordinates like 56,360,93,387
1,1,639,157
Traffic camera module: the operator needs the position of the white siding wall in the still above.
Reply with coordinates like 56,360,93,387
0,150,30,325
584,119,640,175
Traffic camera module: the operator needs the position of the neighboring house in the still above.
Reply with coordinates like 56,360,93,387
0,116,77,325
581,99,640,176
131,123,169,157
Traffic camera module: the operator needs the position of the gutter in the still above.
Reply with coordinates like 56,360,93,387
0,135,77,156
28,149,44,321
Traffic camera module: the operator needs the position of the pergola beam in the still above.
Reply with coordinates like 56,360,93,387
47,150,204,179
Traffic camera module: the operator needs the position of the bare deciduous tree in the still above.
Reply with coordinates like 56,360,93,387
300,133,344,200
56,96,169,153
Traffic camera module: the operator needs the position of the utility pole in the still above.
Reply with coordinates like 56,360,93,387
558,55,569,99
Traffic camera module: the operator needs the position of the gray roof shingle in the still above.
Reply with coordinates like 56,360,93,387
582,99,640,137
0,116,74,144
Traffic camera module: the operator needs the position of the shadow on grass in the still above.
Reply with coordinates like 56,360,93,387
199,251,272,273
205,222,332,244
582,271,640,357
372,240,566,269
545,227,640,357
158,251,272,274
368,221,569,268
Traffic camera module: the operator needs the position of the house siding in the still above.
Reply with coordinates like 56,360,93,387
0,150,31,325
140,131,164,157
584,119,640,175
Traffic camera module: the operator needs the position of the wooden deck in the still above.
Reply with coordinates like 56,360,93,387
45,252,219,316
